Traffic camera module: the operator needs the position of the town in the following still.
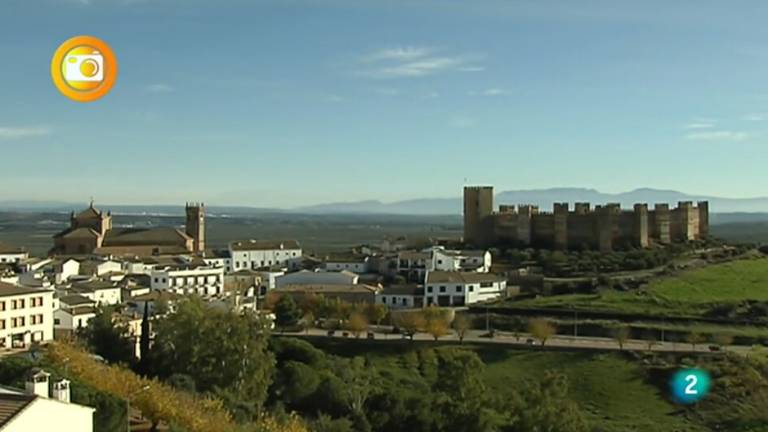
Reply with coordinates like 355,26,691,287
1,184,766,431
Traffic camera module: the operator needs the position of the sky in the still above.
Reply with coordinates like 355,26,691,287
1,0,768,207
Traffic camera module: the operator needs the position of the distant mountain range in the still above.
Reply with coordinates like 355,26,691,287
2,188,768,216
294,188,768,215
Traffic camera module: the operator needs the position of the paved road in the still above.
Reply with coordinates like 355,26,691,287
286,327,752,355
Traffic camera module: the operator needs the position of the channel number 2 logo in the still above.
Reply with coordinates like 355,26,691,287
670,369,711,404
51,36,118,102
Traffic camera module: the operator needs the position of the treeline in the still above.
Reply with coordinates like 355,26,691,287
62,297,590,431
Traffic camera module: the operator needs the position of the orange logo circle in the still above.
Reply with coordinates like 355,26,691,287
51,36,118,102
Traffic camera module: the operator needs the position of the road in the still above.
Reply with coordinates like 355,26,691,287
285,327,753,355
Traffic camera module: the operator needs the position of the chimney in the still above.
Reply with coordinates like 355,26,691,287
25,369,50,398
53,379,71,403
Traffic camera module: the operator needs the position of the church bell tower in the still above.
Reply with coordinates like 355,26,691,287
185,202,205,253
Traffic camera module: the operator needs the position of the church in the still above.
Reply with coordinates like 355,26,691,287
51,202,205,257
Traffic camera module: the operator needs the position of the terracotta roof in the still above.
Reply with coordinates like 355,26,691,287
57,227,100,239
380,284,423,296
103,227,191,247
230,240,301,251
0,282,48,298
74,206,102,219
0,393,35,427
0,242,25,255
425,271,506,284
275,283,380,294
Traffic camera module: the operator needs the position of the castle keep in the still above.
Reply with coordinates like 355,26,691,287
463,186,709,251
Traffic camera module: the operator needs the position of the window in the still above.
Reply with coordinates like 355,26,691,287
439,286,446,293
154,278,159,283
55,318,61,325
437,260,443,264
469,286,474,292
426,286,433,293
401,298,407,306
0,301,5,311
455,285,462,293
0,319,4,330
480,282,493,288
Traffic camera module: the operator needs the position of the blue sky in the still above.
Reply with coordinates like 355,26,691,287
1,0,767,207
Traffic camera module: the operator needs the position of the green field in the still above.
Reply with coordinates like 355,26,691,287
308,339,702,432
507,258,768,317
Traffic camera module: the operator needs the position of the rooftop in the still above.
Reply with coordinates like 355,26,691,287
425,271,506,284
230,239,301,251
275,283,380,295
0,282,49,298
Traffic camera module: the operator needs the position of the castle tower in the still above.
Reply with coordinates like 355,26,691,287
516,205,535,246
653,204,671,243
597,204,620,252
463,186,494,245
633,203,649,248
553,203,569,250
185,202,206,253
697,201,709,238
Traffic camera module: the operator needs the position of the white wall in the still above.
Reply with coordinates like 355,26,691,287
0,252,27,264
324,261,369,273
3,396,94,432
150,267,224,295
230,248,302,271
276,270,358,288
0,290,54,349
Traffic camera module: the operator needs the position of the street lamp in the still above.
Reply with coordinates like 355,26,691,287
126,385,151,432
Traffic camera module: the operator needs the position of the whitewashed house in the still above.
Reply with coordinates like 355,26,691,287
0,282,54,350
229,240,302,271
150,264,224,296
0,242,28,265
0,370,94,432
323,255,371,273
376,285,424,309
424,271,506,307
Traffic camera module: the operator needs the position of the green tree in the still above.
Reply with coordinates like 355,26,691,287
613,326,631,350
275,295,302,328
150,297,275,418
687,332,706,350
137,302,152,375
505,372,588,432
345,312,368,338
366,303,388,327
528,318,556,346
452,314,471,343
79,306,135,365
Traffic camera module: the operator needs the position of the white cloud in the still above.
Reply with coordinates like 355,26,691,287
685,130,749,142
0,126,50,140
356,46,484,79
469,88,511,96
744,112,768,121
683,122,714,129
145,83,174,93
362,47,432,63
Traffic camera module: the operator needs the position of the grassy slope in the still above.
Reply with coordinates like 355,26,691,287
308,338,702,432
508,258,768,317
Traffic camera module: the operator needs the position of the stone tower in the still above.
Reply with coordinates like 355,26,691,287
463,186,494,245
185,202,205,253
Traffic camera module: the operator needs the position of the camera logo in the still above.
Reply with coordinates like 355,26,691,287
51,36,117,102
64,51,104,83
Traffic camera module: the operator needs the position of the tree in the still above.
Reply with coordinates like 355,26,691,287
687,332,706,350
150,297,275,418
275,295,302,328
505,372,589,432
137,302,152,375
425,317,450,341
613,326,631,350
79,306,135,366
345,312,368,338
395,311,426,337
365,303,388,327
528,318,556,346
641,330,658,351
713,333,734,351
452,314,471,343
301,311,315,334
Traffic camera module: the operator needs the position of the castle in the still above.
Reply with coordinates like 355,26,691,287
51,202,206,256
463,186,709,251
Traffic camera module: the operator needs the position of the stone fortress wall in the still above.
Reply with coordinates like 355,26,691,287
464,186,709,251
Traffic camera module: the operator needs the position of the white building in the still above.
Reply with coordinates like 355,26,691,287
398,247,492,282
202,249,232,273
65,280,122,306
150,265,224,296
424,271,506,307
375,284,424,309
0,242,28,265
323,255,371,273
53,306,96,332
78,258,122,277
0,370,94,432
229,240,302,271
275,270,358,288
0,282,54,350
